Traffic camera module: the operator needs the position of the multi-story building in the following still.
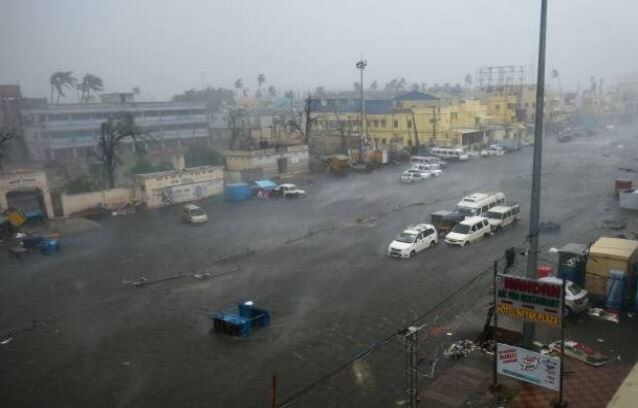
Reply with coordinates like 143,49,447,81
312,91,522,151
21,94,209,161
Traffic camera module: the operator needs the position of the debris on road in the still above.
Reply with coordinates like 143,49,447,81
549,340,611,367
193,272,211,280
212,247,254,264
589,307,620,323
1,320,46,344
128,273,184,287
210,302,270,338
539,221,561,233
444,340,477,359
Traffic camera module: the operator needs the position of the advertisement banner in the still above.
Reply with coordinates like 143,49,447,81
496,274,562,327
497,343,560,391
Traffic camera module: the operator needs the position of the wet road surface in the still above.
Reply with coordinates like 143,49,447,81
1,128,635,407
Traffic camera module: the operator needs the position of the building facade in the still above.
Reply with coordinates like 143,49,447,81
21,96,209,161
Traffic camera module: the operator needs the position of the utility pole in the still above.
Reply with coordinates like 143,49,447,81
523,0,548,348
356,59,367,162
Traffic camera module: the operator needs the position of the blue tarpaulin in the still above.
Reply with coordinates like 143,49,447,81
224,183,252,202
254,179,278,191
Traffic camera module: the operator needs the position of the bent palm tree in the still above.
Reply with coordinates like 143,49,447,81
234,79,244,98
80,74,104,102
267,85,277,99
49,71,76,103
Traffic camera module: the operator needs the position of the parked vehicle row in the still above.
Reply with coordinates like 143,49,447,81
401,161,444,183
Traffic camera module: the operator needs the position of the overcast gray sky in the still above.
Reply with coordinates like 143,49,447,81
1,0,636,101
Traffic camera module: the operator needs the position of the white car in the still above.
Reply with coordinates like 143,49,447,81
486,204,520,231
275,183,306,198
401,169,430,183
412,163,443,177
444,216,492,246
388,224,438,258
538,277,589,316
182,204,208,224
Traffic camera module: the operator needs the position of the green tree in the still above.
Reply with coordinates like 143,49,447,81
79,74,104,102
0,128,16,172
267,85,277,99
174,87,234,112
185,143,224,167
64,173,101,194
49,71,76,103
129,158,172,175
234,78,244,98
92,113,144,188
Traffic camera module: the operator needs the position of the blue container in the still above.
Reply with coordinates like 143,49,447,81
40,238,60,254
605,270,626,311
224,183,252,202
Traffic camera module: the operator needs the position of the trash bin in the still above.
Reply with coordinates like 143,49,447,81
537,265,553,278
605,269,626,311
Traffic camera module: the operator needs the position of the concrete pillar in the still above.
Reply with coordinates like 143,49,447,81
0,192,8,212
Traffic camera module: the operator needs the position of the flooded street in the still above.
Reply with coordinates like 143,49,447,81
1,128,635,407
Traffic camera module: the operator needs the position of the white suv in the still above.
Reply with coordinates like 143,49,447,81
388,224,438,258
444,216,492,246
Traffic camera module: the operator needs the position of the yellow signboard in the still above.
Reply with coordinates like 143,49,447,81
496,303,560,327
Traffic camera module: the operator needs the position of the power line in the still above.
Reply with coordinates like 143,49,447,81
276,259,499,407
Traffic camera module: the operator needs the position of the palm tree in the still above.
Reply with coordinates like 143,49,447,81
79,74,104,102
132,86,141,96
464,74,473,87
369,81,378,91
267,85,277,99
49,71,76,103
234,79,244,98
550,69,562,96
257,74,266,97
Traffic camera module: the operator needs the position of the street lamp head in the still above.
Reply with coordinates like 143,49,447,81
356,59,367,70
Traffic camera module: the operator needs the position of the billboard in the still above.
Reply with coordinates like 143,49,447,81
496,274,563,327
497,343,561,391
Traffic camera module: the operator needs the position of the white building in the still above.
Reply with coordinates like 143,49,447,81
21,95,209,161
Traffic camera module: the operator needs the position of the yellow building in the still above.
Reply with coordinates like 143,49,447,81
312,91,529,152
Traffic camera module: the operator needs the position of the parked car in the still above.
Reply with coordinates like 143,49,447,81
444,216,492,246
480,145,505,157
275,183,306,198
401,168,430,182
410,155,447,169
387,223,438,258
412,163,443,176
538,276,589,316
182,204,208,224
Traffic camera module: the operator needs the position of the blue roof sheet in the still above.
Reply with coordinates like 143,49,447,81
254,179,278,190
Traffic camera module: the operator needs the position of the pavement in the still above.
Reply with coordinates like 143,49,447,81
608,360,638,408
1,124,638,407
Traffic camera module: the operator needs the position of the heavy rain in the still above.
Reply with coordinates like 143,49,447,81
1,1,638,407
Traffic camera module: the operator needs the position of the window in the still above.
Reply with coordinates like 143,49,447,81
495,104,500,111
481,205,488,213
483,220,489,228
380,119,386,127
373,120,379,127
425,229,434,236
407,120,412,129
393,120,399,128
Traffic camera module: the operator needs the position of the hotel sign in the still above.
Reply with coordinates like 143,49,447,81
497,343,561,391
496,274,563,327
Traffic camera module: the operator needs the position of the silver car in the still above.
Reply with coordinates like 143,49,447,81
538,276,589,316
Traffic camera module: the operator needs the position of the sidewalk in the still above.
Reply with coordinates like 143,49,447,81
607,361,638,408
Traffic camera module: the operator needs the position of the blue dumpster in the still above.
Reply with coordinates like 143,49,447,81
40,238,60,254
224,183,252,202
605,269,626,311
210,302,270,338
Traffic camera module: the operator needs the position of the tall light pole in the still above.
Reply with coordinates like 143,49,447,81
523,0,548,348
356,59,367,162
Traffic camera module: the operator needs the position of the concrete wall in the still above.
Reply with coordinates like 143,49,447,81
61,187,134,217
135,166,224,208
0,170,55,219
225,145,309,179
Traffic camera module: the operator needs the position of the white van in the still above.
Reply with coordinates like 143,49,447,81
388,223,438,258
182,204,208,224
455,192,506,218
444,216,492,246
430,147,469,161
480,145,505,157
486,204,520,231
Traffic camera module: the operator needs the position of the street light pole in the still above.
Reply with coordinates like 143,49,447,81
523,0,548,348
356,59,367,162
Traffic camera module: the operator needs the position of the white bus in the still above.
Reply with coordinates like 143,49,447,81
455,192,506,217
430,147,469,161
